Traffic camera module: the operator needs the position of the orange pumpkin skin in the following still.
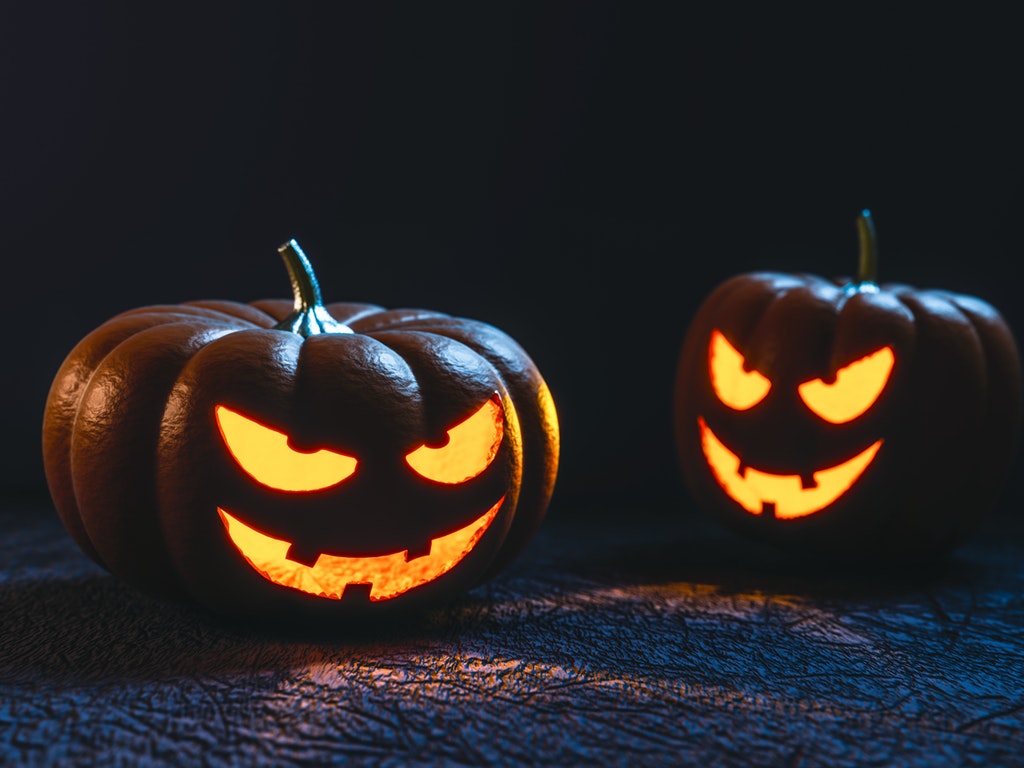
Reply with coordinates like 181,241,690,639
674,271,1021,563
42,253,558,622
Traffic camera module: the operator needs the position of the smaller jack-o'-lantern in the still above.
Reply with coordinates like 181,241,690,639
673,211,1022,562
42,240,559,622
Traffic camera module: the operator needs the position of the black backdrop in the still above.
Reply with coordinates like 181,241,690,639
6,4,1023,517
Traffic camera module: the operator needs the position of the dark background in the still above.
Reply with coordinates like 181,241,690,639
5,4,1023,517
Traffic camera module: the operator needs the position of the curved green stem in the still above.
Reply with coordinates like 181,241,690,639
844,209,880,296
279,239,324,313
273,239,353,336
856,209,878,284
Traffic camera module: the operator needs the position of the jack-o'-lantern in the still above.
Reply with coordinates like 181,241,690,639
42,240,559,622
673,211,1021,562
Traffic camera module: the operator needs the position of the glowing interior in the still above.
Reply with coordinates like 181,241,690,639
797,346,895,424
215,405,358,492
218,497,503,601
709,330,771,410
698,418,881,519
405,395,504,484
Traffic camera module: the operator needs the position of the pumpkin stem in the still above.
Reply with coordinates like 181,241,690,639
846,209,880,295
273,239,353,336
856,210,879,284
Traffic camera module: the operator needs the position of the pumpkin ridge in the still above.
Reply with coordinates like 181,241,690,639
289,330,421,453
69,322,240,596
116,304,262,324
946,294,1023,430
247,298,297,323
323,303,390,327
941,291,1022,534
92,311,257,337
708,275,792,355
349,309,456,334
183,300,280,327
44,314,249,569
364,329,509,440
846,285,987,551
391,321,558,576
828,287,913,378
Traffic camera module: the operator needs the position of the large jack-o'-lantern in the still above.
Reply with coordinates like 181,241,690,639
43,240,559,621
673,211,1021,562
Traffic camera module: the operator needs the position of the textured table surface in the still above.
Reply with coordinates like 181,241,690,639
3,492,1024,767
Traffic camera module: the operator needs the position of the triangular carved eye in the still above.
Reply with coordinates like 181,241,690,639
405,395,504,484
798,346,894,424
709,329,771,410
215,405,358,492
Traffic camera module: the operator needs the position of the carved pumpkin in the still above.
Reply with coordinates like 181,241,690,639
673,211,1022,562
42,240,559,621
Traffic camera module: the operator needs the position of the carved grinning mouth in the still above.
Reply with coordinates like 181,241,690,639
218,497,504,601
698,418,881,520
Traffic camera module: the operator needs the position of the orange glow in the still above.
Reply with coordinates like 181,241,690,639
709,330,771,410
405,395,504,484
215,405,358,492
698,418,881,519
218,499,503,601
798,346,895,424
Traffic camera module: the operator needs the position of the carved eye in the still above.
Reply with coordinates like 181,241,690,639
798,346,895,424
709,329,771,410
405,395,504,484
215,405,358,492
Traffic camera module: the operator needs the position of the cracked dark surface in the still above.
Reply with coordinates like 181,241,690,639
3,493,1024,767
